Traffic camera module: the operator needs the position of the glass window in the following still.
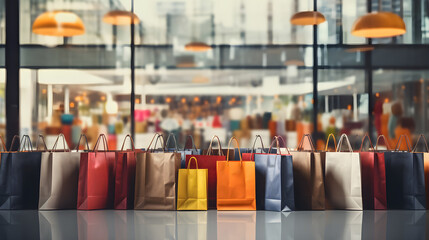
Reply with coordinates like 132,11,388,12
20,0,132,149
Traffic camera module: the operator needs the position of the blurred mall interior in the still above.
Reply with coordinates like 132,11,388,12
0,0,428,150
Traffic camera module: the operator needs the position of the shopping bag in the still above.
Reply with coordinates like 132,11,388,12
412,134,429,208
325,134,363,210
254,136,294,211
165,134,201,168
39,134,81,210
114,134,138,210
0,135,43,210
290,134,325,210
384,135,426,209
177,156,208,210
77,134,116,210
242,135,275,161
134,135,181,210
216,137,256,210
358,134,388,210
186,136,226,209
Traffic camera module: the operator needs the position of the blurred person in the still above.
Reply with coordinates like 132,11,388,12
388,101,403,139
160,109,180,135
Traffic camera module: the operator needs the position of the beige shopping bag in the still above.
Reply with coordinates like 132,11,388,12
325,134,363,210
38,134,82,210
134,135,181,210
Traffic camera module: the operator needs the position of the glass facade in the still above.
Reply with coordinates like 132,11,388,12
0,0,427,150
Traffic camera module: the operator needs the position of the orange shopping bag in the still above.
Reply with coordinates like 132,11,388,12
216,137,256,210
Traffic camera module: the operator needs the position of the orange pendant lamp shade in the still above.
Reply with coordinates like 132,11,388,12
32,11,85,37
290,11,326,25
351,12,406,38
103,10,140,25
185,42,212,52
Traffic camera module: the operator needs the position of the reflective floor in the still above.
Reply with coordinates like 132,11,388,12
0,210,427,240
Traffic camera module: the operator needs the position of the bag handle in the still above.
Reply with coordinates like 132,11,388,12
206,135,223,156
187,156,199,169
184,135,198,152
20,135,33,152
164,133,179,152
250,135,266,154
0,136,6,152
120,134,135,151
375,135,391,151
9,135,21,152
337,134,353,152
52,134,70,152
75,134,90,151
325,133,337,152
359,133,374,152
297,134,316,151
35,135,48,151
146,133,164,151
93,134,109,152
226,137,241,162
412,134,429,153
394,135,412,152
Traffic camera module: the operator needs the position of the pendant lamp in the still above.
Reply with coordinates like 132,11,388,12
185,42,212,52
351,12,406,38
351,0,406,38
290,11,326,26
103,10,140,25
185,1,211,52
32,11,85,37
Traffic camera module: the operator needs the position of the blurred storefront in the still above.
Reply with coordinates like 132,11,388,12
0,0,428,150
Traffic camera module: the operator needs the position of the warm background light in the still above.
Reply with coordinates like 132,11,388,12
351,12,406,38
32,11,85,37
290,11,326,26
103,10,140,25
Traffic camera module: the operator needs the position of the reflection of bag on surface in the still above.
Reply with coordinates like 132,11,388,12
134,135,181,210
186,136,226,209
114,135,138,210
77,134,116,210
384,135,426,209
217,212,256,240
325,134,363,210
177,212,207,240
134,212,177,240
254,136,294,211
358,134,388,210
291,134,325,210
177,157,208,210
0,210,40,239
39,134,81,210
324,211,363,240
39,211,78,240
0,135,43,210
217,137,256,211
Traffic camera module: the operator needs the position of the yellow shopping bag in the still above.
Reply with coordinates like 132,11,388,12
177,157,208,210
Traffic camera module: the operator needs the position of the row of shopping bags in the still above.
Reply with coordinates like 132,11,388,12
0,132,428,211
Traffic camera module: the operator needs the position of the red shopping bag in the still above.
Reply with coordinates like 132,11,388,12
186,136,226,209
77,134,116,210
114,135,140,210
358,134,388,210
